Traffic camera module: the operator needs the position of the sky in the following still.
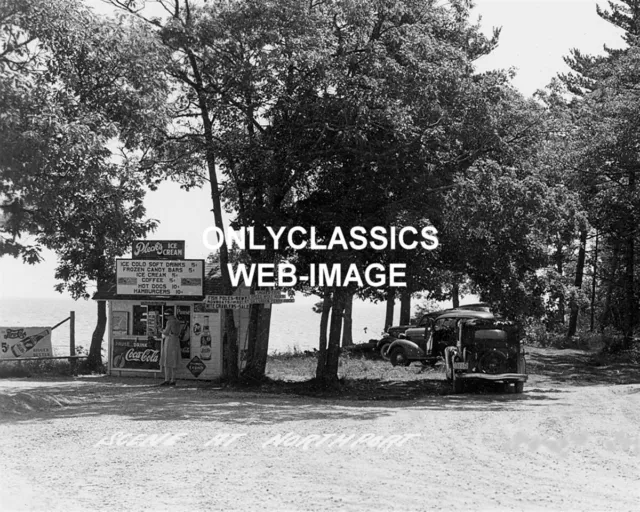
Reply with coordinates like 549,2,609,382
0,0,625,299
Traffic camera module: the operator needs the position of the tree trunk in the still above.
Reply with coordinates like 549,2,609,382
601,237,620,329
222,310,238,380
385,288,395,331
622,168,636,349
342,291,354,347
556,235,565,325
400,288,411,325
568,228,588,337
320,288,346,387
316,289,332,377
623,225,635,348
87,299,106,372
590,231,598,332
241,303,271,382
451,282,460,309
186,50,238,380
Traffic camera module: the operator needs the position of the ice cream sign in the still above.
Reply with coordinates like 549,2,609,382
116,259,204,298
132,240,185,260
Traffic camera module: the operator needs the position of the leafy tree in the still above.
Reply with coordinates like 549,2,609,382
558,0,640,345
1,0,165,369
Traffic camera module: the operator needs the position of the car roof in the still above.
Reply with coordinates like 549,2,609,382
434,310,495,321
423,310,450,318
456,303,491,311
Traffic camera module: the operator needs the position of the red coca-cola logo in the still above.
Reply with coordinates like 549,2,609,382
4,328,26,339
134,241,164,257
124,348,160,363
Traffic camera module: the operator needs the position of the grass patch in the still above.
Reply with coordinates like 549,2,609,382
0,359,77,378
260,349,450,399
523,322,627,351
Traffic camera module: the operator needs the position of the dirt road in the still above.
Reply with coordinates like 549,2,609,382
1,348,639,511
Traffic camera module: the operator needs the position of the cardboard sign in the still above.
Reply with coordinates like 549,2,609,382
0,327,53,359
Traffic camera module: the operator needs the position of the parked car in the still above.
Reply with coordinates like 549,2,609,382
387,310,495,367
401,303,491,343
377,310,444,357
444,317,527,393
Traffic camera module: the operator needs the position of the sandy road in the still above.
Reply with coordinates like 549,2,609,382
0,363,639,511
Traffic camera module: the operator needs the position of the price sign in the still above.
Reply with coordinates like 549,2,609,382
116,259,204,297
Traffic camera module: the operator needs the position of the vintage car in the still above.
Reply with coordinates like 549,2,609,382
378,310,447,357
387,309,495,366
401,303,491,344
444,318,527,393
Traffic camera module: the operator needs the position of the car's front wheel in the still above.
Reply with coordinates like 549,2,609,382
380,343,391,360
390,348,410,367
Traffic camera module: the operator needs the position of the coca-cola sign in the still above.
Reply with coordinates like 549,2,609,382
124,348,160,363
112,338,162,371
132,240,185,260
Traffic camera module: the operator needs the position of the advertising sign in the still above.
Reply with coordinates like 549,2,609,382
176,305,191,359
187,356,206,378
0,327,53,359
111,337,161,371
203,292,294,308
116,259,204,298
132,240,185,260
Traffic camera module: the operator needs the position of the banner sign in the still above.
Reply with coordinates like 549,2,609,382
111,337,161,371
0,327,53,359
203,293,294,308
193,303,220,313
132,240,185,260
116,259,204,298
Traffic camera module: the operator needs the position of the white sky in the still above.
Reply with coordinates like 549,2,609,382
0,0,624,299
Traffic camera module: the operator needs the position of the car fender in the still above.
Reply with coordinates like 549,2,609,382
388,339,425,359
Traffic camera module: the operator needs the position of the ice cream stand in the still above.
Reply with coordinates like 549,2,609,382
93,240,256,381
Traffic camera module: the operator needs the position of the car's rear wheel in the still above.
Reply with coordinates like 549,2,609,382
390,348,410,367
514,381,524,394
380,343,391,360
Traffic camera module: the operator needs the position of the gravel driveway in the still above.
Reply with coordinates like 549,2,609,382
1,349,639,511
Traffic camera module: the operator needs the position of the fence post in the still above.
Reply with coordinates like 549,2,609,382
70,311,76,376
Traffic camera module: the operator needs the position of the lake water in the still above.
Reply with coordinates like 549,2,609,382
0,295,404,356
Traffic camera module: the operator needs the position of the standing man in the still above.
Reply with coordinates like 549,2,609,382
161,310,181,386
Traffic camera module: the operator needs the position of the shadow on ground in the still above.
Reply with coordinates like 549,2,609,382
0,374,563,425
1,346,638,424
525,346,640,386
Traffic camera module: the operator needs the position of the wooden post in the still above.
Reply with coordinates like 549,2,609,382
70,311,76,376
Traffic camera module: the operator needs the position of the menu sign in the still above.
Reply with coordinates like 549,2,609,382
116,259,204,298
132,240,185,260
111,337,161,371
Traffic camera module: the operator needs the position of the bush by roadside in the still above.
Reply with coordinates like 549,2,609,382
524,321,627,352
0,344,107,378
0,358,77,378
